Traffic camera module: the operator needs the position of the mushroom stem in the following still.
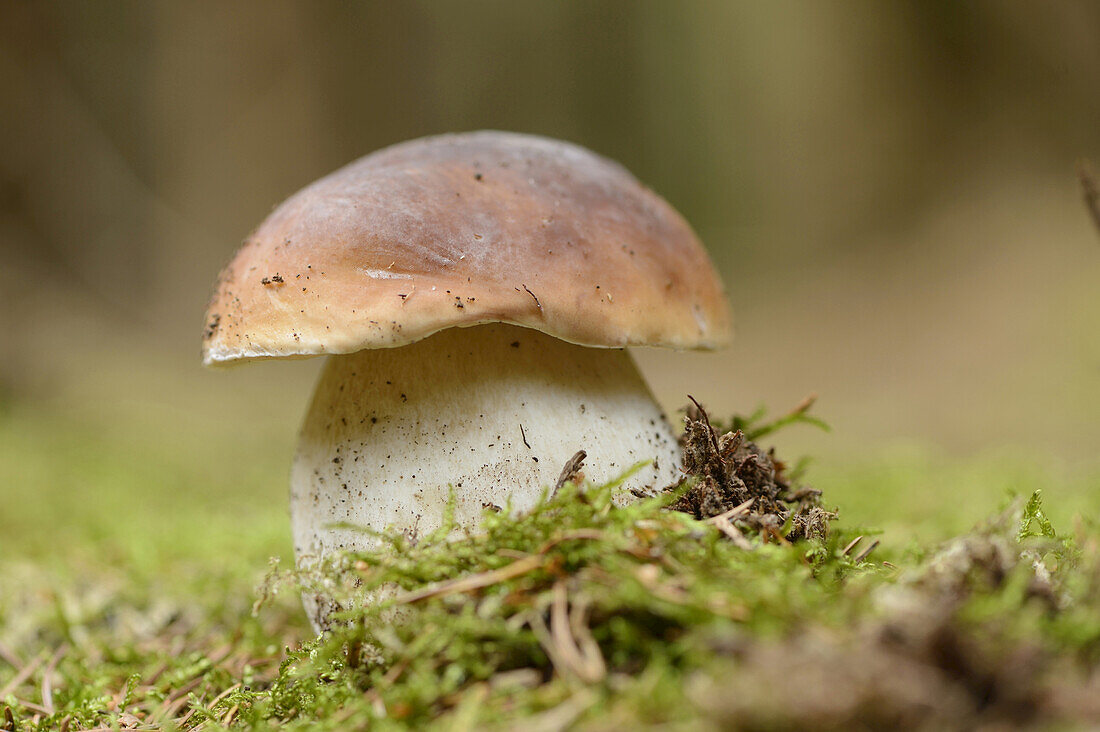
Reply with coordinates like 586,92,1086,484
290,323,680,626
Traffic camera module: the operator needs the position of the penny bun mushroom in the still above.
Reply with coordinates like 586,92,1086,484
202,131,730,629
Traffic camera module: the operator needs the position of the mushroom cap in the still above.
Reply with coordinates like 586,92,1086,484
202,131,731,365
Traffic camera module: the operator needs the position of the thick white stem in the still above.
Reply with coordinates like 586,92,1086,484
289,324,681,624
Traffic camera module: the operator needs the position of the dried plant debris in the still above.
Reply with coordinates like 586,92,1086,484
667,395,835,542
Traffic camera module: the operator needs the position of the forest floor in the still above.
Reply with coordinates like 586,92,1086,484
2,395,1099,730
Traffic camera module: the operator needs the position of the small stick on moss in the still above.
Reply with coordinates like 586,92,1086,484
762,525,791,546
11,699,46,715
1078,159,1100,237
842,536,864,556
394,554,544,604
520,686,597,729
0,654,44,699
526,609,570,680
176,703,201,728
0,644,22,672
705,498,755,524
568,594,605,680
40,644,68,715
153,691,192,725
550,581,606,682
488,668,541,691
712,516,754,551
209,683,241,708
852,539,880,564
153,677,204,722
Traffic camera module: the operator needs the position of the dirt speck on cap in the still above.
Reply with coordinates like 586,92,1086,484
202,313,221,341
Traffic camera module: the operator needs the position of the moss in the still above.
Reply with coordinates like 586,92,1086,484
3,402,1100,729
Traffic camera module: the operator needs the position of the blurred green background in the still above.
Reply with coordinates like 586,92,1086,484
2,1,1098,564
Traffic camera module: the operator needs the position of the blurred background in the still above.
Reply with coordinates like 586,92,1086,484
2,1,1098,555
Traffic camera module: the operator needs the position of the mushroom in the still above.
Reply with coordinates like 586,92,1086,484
202,131,730,629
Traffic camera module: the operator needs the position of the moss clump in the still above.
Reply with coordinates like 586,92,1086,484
251,475,848,729
237,484,1100,730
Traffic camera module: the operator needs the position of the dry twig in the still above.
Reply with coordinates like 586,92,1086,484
40,644,68,715
712,516,754,550
0,644,23,672
704,498,755,524
852,539,881,564
548,582,606,682
0,654,44,700
394,555,544,605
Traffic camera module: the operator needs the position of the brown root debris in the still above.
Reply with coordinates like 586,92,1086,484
667,396,835,542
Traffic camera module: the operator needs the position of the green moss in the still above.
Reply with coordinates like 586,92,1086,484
3,401,1100,729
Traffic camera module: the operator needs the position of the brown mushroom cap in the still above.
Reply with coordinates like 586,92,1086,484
202,131,731,365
